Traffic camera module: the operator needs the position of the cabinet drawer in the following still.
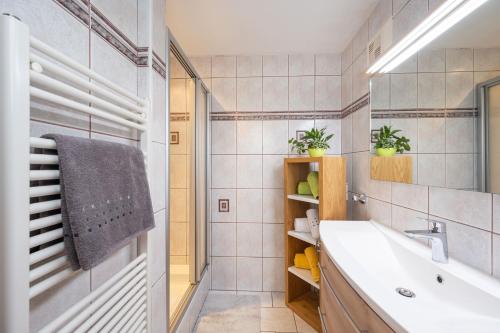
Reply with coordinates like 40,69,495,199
320,273,359,333
320,246,394,333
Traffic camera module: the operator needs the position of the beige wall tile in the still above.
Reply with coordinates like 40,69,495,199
446,72,474,108
418,73,445,108
212,55,236,77
431,216,492,274
263,77,288,111
263,258,285,292
237,224,263,257
391,205,428,233
190,56,212,78
237,189,263,223
211,121,237,154
418,118,445,153
289,76,315,111
446,48,473,72
418,49,445,72
366,198,392,227
212,155,236,188
212,223,236,257
392,183,428,213
263,189,284,223
390,73,418,109
315,54,341,75
445,154,474,190
237,77,263,111
494,195,500,234
263,155,286,189
263,55,288,76
446,118,474,153
429,187,492,231
237,257,263,291
289,54,315,76
493,234,500,278
211,257,236,290
263,121,289,154
237,55,263,77
418,154,445,187
371,74,390,109
474,48,500,72
237,155,263,189
263,224,285,257
237,121,263,154
315,76,341,110
212,78,236,112
341,66,353,109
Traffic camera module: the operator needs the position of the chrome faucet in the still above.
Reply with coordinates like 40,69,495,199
404,218,448,263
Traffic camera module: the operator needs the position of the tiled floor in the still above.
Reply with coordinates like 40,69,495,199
207,291,317,333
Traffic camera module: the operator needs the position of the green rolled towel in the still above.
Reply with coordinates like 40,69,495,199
297,181,312,195
307,171,319,199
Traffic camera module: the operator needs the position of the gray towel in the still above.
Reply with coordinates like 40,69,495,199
43,134,155,271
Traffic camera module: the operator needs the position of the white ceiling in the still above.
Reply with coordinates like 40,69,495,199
166,0,379,56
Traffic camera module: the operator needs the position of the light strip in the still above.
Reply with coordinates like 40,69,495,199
366,0,489,74
380,0,489,73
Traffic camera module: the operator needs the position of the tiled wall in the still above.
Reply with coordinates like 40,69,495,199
0,1,168,332
190,54,342,291
342,0,500,278
371,47,500,190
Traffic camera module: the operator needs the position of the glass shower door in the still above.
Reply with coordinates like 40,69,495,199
168,45,209,326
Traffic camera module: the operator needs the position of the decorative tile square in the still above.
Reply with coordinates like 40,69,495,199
170,131,179,144
218,199,230,213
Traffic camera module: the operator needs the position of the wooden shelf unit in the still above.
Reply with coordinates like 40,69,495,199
284,156,347,332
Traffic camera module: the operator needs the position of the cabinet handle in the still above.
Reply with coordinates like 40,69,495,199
318,306,328,333
319,266,367,333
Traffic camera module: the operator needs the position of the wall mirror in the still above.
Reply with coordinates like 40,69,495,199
369,0,500,194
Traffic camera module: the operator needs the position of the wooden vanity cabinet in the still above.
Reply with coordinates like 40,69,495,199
319,245,395,333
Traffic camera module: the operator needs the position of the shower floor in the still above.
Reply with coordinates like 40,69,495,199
170,264,191,318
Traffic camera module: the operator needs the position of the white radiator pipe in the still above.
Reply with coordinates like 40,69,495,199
30,37,147,107
30,87,146,131
0,14,30,333
30,70,146,123
29,53,146,114
38,254,146,333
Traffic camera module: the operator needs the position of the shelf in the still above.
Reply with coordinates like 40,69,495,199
287,194,319,204
288,230,316,245
287,291,321,332
288,266,320,289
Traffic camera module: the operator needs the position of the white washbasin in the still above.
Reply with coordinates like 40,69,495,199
319,220,500,333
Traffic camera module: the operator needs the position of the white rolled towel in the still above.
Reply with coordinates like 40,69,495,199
294,217,310,233
306,208,320,240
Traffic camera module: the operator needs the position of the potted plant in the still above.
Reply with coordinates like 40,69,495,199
373,125,411,156
288,127,334,157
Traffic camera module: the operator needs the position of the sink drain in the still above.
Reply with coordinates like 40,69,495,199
396,287,416,298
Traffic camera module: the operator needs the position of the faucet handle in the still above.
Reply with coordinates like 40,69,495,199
416,217,446,233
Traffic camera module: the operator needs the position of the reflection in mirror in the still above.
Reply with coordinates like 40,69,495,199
369,0,500,194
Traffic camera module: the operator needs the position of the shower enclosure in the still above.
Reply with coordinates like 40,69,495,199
168,40,209,327
478,77,500,193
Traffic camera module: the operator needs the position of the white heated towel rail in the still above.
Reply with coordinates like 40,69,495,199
0,14,152,333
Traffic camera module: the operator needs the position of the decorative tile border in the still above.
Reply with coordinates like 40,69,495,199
371,108,478,119
54,0,167,74
54,0,90,26
153,52,167,78
170,113,191,122
340,93,370,118
210,110,342,121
